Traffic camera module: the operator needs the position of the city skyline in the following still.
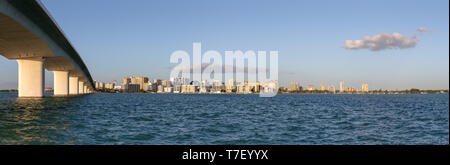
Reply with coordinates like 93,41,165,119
92,75,447,94
93,75,379,93
0,0,449,90
95,76,374,94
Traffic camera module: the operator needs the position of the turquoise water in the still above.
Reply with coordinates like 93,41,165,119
0,93,448,145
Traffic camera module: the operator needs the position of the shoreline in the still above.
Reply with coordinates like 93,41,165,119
1,91,449,95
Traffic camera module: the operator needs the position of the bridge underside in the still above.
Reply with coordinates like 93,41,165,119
0,11,93,97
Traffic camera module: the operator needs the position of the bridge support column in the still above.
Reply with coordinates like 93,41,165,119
53,71,69,96
78,81,84,94
84,85,87,94
69,76,79,95
17,58,45,98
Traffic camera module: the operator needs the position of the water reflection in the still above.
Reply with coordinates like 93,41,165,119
0,95,78,144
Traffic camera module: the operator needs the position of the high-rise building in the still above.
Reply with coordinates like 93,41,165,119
339,81,344,93
95,81,106,89
105,83,114,89
319,84,326,91
162,80,172,87
122,77,131,86
361,84,369,92
199,80,208,93
122,76,149,91
135,76,149,90
289,82,300,92
153,79,162,86
226,79,237,93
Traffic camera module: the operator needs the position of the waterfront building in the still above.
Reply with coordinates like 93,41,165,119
262,80,278,94
173,85,182,93
228,79,236,87
105,83,114,89
153,79,162,86
124,84,140,92
289,82,300,92
237,84,244,93
328,85,336,93
100,82,105,89
123,77,131,86
146,82,156,91
187,85,197,93
225,84,234,93
345,87,356,92
361,84,369,92
319,84,326,91
199,80,208,93
211,80,224,93
248,81,262,93
135,76,149,90
237,83,250,94
149,82,158,91
181,85,197,93
157,85,164,93
162,80,172,87
181,85,188,93
306,85,316,91
95,81,106,89
226,79,237,93
245,85,251,93
122,76,149,91
340,81,344,93
164,87,173,93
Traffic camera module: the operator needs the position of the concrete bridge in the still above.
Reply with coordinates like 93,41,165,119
0,0,95,97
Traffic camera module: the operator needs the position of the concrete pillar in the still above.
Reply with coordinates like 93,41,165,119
17,58,45,98
84,85,87,94
78,81,84,94
69,76,79,95
53,71,69,96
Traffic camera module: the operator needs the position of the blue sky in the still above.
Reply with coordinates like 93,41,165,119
0,0,448,90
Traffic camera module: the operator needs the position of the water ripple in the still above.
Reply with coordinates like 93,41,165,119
0,93,448,145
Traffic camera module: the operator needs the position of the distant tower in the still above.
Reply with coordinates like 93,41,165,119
319,84,326,91
361,84,369,92
340,81,344,93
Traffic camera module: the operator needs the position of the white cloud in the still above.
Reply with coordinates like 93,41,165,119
416,27,434,33
342,32,419,51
